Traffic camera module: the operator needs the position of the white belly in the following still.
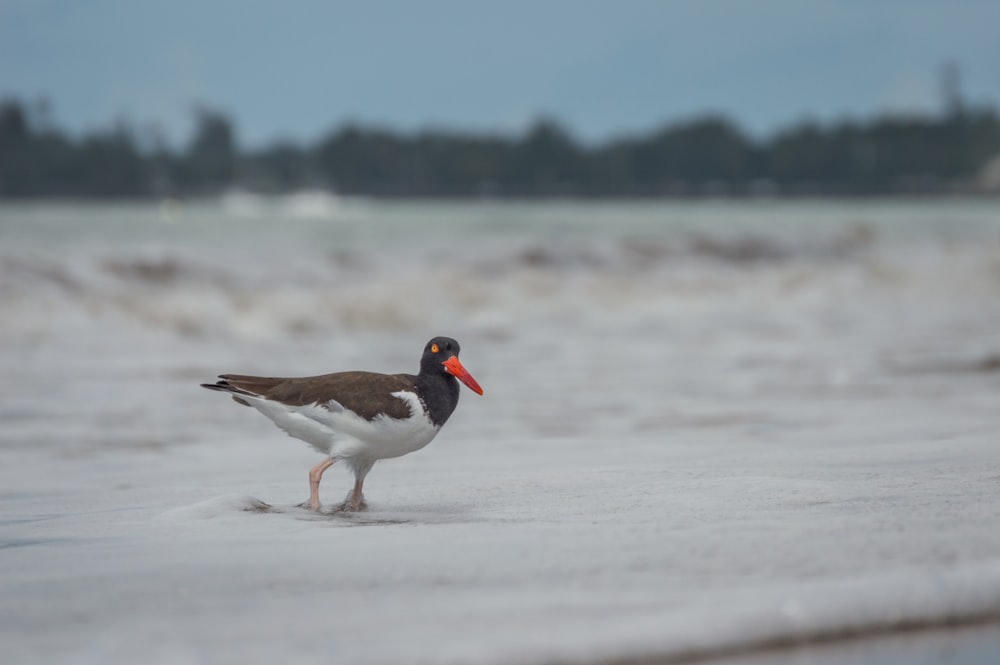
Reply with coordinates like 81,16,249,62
249,390,441,460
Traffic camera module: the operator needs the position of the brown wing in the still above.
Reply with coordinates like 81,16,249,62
215,371,418,421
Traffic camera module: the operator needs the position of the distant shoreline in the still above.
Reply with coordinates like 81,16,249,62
3,98,999,199
2,190,1000,204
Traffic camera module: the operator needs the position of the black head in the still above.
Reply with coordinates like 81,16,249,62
423,336,460,363
420,336,483,395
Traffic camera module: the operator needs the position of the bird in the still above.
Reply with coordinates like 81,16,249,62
200,336,482,512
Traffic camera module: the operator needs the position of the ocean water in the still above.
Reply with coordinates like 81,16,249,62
1,197,1000,664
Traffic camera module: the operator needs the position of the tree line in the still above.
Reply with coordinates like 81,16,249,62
1,97,998,198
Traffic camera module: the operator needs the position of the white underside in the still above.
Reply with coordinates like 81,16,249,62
246,390,440,462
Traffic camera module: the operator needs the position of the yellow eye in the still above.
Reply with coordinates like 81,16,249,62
431,343,439,353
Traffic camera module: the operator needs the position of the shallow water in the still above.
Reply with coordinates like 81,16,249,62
2,197,1000,664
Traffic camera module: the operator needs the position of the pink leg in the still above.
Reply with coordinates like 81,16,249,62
348,476,367,511
304,458,334,511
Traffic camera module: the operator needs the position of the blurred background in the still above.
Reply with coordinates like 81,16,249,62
3,3,1000,664
2,0,1000,198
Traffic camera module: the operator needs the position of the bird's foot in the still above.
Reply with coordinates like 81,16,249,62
339,490,368,512
296,499,324,512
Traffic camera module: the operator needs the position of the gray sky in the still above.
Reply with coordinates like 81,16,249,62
2,0,998,147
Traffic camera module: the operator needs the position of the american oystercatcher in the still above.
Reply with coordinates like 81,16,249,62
200,337,483,512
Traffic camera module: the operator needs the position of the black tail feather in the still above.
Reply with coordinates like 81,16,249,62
200,380,257,407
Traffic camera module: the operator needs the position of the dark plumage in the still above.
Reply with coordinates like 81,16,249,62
206,372,418,421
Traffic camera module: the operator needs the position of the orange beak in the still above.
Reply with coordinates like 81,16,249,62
442,356,483,395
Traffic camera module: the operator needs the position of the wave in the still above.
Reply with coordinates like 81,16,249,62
1,224,995,343
610,564,1000,664
220,189,345,220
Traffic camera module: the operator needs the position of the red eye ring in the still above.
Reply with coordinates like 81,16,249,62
431,344,439,353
